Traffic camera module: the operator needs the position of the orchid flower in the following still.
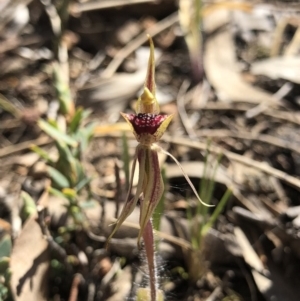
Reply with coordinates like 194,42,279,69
106,36,212,249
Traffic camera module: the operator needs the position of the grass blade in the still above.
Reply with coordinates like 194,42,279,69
38,119,78,147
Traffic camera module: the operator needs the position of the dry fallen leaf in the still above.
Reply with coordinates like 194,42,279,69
251,57,300,84
204,9,276,104
10,217,49,301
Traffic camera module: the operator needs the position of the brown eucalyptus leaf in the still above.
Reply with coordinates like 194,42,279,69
204,9,276,104
10,217,49,301
251,57,300,84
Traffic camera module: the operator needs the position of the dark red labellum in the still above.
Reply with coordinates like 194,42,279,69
127,113,167,135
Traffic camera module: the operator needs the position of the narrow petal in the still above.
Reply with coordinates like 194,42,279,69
145,35,156,96
153,114,174,142
106,147,146,249
137,148,164,247
120,112,135,134
156,145,214,207
135,35,160,115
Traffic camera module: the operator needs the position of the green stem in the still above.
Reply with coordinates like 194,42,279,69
143,220,157,301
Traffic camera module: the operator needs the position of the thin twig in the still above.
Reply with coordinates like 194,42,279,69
115,219,192,250
92,130,300,192
71,0,156,14
2,129,300,192
162,135,300,192
195,129,300,155
177,80,198,139
165,56,286,118
88,221,192,250
40,0,61,37
37,207,70,265
190,101,300,126
101,12,179,78
270,17,288,57
93,130,300,192
245,82,293,119
68,274,83,301
205,286,222,301
285,23,300,56
0,136,52,158
98,259,121,293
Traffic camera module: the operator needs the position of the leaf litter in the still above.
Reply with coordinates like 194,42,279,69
1,1,300,301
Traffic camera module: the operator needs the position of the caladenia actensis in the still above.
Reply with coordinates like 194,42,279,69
106,35,212,301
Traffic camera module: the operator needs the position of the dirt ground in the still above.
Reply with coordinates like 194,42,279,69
1,1,300,301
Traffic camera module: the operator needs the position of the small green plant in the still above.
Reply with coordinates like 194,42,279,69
0,235,11,300
185,146,232,283
32,63,96,227
31,0,95,226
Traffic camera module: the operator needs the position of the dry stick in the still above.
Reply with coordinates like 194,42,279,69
205,286,222,301
231,188,262,215
190,102,300,126
68,274,82,301
196,129,300,155
71,0,156,14
89,221,192,251
270,17,289,57
94,2,252,79
40,0,61,37
0,136,51,158
245,82,292,119
98,260,121,294
101,12,179,79
252,109,300,126
0,119,21,130
177,80,198,139
285,22,300,56
161,135,300,192
2,131,300,192
37,207,71,268
3,105,293,159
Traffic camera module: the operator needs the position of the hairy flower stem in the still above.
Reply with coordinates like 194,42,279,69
143,219,157,301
